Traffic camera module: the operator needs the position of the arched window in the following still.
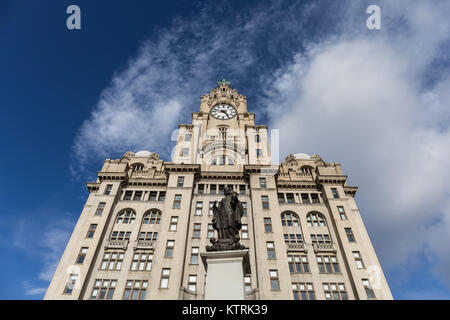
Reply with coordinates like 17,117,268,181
281,212,300,227
142,210,161,225
211,156,234,166
116,209,136,224
306,212,326,227
131,163,144,172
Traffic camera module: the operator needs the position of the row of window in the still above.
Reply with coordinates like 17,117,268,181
292,280,375,300
278,192,321,204
197,184,247,195
64,274,375,300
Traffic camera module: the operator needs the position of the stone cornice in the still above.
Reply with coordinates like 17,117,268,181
316,174,347,185
97,171,128,182
276,181,320,190
164,163,201,173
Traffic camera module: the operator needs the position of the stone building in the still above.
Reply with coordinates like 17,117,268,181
45,80,392,300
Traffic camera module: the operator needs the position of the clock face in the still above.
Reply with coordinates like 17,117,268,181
210,104,237,120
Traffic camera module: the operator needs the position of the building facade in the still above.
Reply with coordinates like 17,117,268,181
45,81,393,300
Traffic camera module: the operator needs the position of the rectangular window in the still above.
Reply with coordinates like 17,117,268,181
353,251,364,269
264,218,272,232
104,184,113,195
242,202,247,216
241,224,248,239
185,133,192,141
207,224,215,238
244,276,252,292
266,242,275,259
111,231,131,240
259,177,266,188
177,176,185,187
165,240,175,257
255,134,261,143
148,191,157,201
130,252,153,271
173,194,182,208
191,247,199,265
292,283,315,300
261,196,269,209
311,193,320,203
123,280,147,300
195,201,203,216
158,191,165,202
345,228,356,242
193,223,201,238
362,279,376,299
133,191,143,201
301,193,310,204
219,184,225,195
169,216,178,231
76,247,88,264
269,270,279,290
286,193,295,204
138,232,157,241
100,251,124,271
86,224,97,239
331,188,339,199
96,202,106,216
198,184,205,194
239,185,246,195
284,234,303,243
323,283,347,300
256,149,263,158
182,148,190,157
209,202,215,216
311,234,331,243
64,274,78,295
124,190,133,200
210,184,217,195
288,255,310,273
316,255,340,273
91,279,117,300
278,193,285,204
188,275,197,292
338,206,347,220
160,269,170,289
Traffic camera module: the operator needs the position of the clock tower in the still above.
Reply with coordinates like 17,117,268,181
172,78,271,167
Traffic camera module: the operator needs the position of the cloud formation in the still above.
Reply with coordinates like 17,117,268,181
71,0,450,295
267,1,450,286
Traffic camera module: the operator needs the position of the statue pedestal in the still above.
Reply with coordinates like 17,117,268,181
201,249,250,300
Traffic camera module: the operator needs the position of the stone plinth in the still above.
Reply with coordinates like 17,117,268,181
201,249,250,300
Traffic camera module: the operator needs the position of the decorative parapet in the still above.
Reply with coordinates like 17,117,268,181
133,240,155,251
312,242,337,254
285,242,308,253
104,239,129,250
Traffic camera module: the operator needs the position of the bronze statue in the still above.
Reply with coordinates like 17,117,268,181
206,185,246,251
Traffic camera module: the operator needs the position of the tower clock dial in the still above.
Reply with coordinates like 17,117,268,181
210,104,237,120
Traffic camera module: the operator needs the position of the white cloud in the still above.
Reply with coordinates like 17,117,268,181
266,1,450,286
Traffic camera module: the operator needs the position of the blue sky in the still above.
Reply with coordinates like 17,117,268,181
1,0,450,299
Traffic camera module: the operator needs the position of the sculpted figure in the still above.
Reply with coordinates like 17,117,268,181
206,185,245,251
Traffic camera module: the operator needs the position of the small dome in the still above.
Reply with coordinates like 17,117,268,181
135,151,152,157
294,153,310,159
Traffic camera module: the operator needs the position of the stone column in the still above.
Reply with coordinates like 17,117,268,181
201,250,250,300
